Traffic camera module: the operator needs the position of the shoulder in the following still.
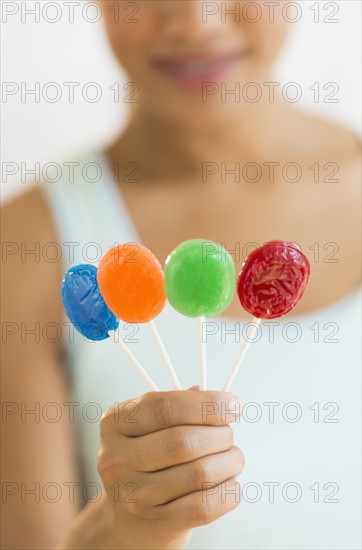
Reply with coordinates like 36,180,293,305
2,184,56,240
283,110,361,298
1,185,61,273
293,110,360,165
298,111,361,222
285,109,361,207
1,185,63,324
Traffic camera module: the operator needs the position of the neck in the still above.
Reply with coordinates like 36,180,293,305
109,90,293,181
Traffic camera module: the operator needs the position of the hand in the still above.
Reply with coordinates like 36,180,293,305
97,389,244,549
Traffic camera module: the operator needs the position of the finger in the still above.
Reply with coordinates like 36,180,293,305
102,390,242,437
130,424,234,472
141,446,245,506
151,477,242,529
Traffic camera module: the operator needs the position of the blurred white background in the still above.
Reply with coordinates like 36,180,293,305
1,0,361,203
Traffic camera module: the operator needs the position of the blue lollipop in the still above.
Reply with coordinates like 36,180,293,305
61,264,118,341
61,263,159,390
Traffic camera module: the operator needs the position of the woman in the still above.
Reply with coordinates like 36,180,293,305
2,1,361,549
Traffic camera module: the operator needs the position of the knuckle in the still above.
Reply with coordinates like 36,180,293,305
97,439,129,485
193,499,213,525
125,484,159,520
97,448,119,485
152,394,176,428
116,398,141,428
164,427,194,459
99,408,114,434
97,446,123,486
224,425,234,447
234,446,245,473
105,477,144,515
192,458,212,485
130,474,152,509
101,396,143,435
125,497,148,517
100,404,129,435
228,477,243,507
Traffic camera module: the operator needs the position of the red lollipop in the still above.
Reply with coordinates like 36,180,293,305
223,240,310,391
237,240,310,319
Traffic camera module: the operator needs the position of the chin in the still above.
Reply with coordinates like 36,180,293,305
141,75,258,128
155,101,246,131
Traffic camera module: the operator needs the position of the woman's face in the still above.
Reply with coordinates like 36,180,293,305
100,0,289,126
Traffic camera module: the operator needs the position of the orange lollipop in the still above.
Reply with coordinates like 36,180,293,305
98,244,166,323
98,243,181,390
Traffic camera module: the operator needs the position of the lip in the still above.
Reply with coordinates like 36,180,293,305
152,51,250,90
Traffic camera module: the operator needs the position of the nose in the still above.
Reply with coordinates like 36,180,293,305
157,0,227,45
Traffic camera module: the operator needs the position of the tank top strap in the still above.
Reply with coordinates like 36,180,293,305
41,150,139,268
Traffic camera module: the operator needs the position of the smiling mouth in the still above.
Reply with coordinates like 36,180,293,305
152,50,250,88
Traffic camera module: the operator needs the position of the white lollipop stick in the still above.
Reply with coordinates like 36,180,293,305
199,316,207,390
110,330,159,391
149,321,182,390
222,317,262,392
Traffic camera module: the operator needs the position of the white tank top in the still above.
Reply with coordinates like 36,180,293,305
43,151,361,550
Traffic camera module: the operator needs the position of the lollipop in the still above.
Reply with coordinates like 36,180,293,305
62,264,159,391
222,240,311,391
62,264,118,341
98,243,182,390
165,239,235,390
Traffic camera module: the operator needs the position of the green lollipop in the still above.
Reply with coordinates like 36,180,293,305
165,239,235,317
165,239,236,389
